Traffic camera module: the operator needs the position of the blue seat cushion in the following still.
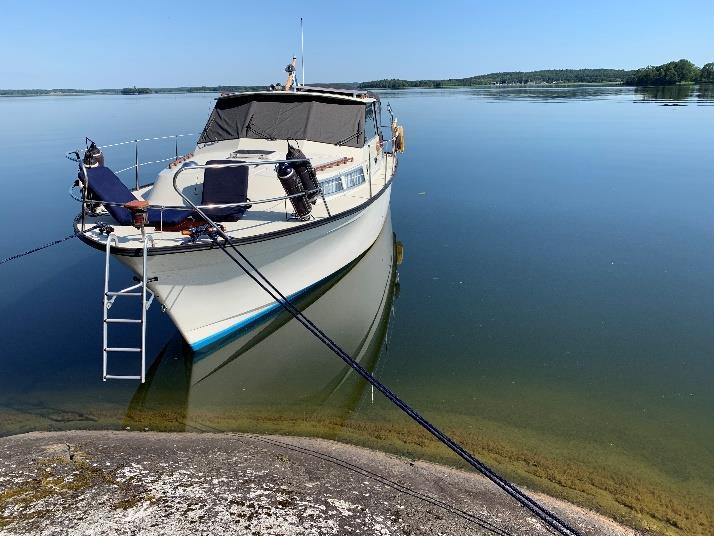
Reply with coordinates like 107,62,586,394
85,166,191,226
146,207,195,227
201,160,249,222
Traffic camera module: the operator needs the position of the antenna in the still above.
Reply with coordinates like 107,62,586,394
300,17,305,86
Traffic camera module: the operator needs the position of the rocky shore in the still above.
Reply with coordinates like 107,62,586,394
0,431,639,535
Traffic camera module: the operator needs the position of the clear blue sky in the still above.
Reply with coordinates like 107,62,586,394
1,0,712,89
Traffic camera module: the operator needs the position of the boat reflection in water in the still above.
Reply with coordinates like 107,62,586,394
125,214,401,435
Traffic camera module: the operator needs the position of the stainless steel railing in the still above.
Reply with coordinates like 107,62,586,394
97,133,196,149
101,133,196,190
69,156,336,232
68,130,398,232
171,159,333,220
70,158,322,210
66,133,197,190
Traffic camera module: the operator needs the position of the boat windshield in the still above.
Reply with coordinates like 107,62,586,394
198,93,367,148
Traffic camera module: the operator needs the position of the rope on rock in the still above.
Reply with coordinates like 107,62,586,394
204,231,583,536
1,212,583,534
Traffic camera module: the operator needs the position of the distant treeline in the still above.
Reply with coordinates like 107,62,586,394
0,88,118,96
121,87,152,95
359,69,635,89
0,85,266,97
151,85,266,93
3,60,714,97
625,59,714,86
360,60,714,89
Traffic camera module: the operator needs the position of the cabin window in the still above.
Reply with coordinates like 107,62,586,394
364,103,378,142
376,101,386,143
319,167,366,196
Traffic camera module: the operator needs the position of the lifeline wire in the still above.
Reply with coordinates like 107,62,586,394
0,224,101,266
203,231,583,536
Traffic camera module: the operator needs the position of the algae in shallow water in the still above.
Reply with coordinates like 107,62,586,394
122,398,713,536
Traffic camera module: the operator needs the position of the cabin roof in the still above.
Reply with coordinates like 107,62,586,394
298,86,379,101
217,86,378,104
200,91,368,147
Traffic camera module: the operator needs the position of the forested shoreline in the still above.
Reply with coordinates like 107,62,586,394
359,59,714,89
0,85,266,97
624,59,713,86
359,69,633,89
2,59,713,96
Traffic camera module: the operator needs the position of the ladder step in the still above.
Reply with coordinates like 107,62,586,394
102,233,151,382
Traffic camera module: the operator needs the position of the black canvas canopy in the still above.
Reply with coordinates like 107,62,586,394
198,93,367,148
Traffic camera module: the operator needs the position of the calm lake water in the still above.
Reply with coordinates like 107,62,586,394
1,86,713,534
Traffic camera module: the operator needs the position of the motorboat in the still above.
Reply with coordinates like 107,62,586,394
67,63,404,381
124,214,400,430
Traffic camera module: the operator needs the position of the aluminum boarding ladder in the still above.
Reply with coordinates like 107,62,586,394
102,234,155,382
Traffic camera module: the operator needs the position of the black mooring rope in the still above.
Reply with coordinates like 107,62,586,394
0,213,580,533
208,235,583,536
181,419,515,536
0,224,103,266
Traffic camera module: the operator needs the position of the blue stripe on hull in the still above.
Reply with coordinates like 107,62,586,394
189,269,338,353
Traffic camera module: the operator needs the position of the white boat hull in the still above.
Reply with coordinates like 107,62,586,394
120,185,392,350
124,213,397,430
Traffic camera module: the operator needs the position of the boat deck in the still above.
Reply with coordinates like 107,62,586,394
78,138,395,251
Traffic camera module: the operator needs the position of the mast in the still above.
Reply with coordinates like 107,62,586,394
300,17,305,86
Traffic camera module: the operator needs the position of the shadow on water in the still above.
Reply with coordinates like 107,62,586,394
379,84,714,105
125,215,401,435
696,83,714,102
634,84,694,102
467,85,633,102
633,83,714,105
373,85,634,103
